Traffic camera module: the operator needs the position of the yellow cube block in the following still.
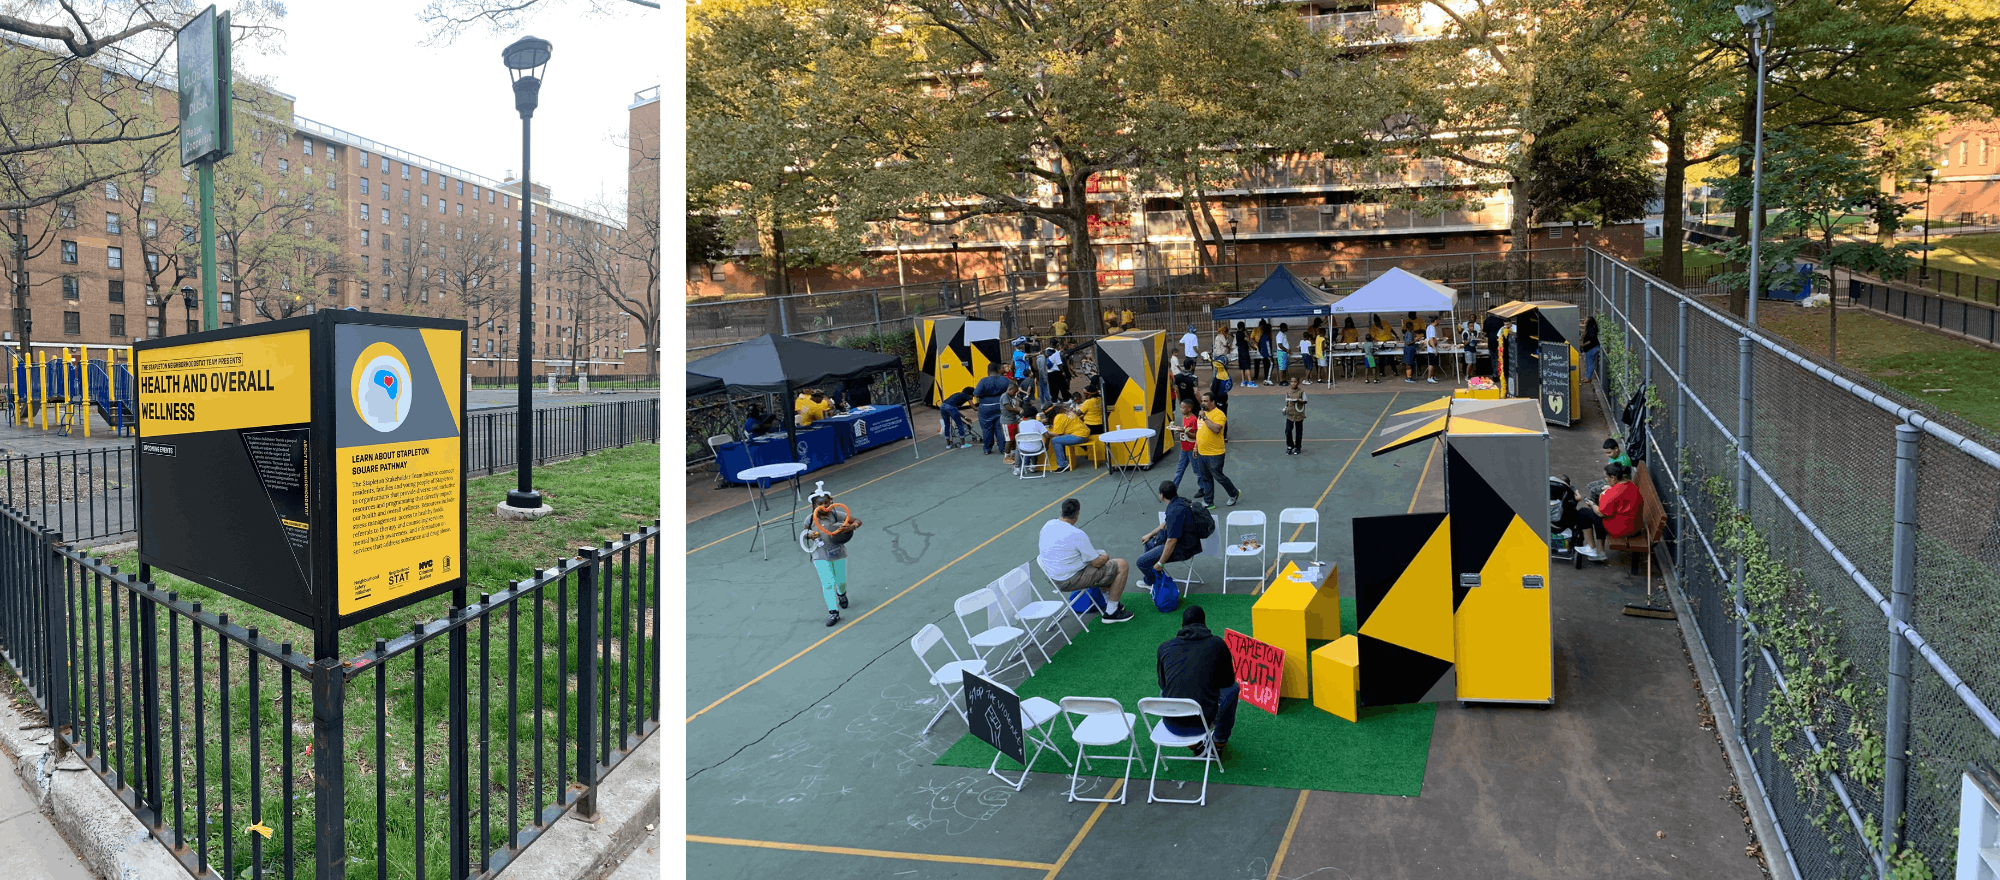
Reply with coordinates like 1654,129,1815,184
1252,563,1342,700
1311,636,1360,722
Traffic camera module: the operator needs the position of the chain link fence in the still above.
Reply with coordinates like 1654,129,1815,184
1587,248,2000,880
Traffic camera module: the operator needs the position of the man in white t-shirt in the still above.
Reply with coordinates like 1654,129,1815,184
1180,325,1201,362
1423,316,1440,384
1036,498,1134,622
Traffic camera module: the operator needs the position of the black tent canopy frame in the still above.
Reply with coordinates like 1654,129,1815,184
687,334,923,476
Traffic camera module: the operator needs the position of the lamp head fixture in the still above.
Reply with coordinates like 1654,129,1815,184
502,36,553,118
1734,3,1773,27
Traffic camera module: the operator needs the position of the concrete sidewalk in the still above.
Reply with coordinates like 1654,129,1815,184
0,764,93,880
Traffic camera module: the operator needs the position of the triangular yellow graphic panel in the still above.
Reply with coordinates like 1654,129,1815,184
1372,414,1449,456
1444,417,1542,437
1358,514,1455,662
1394,396,1453,416
1453,514,1554,702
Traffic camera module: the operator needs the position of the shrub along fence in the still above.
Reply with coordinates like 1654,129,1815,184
0,502,661,880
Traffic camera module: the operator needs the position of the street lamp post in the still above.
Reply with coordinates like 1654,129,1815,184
502,36,552,514
1919,172,1934,284
949,234,963,315
1228,219,1240,292
1738,3,1773,326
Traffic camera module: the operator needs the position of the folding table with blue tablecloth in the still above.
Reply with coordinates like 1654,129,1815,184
816,406,914,457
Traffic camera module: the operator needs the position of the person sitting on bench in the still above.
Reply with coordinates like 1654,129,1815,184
1572,462,1640,563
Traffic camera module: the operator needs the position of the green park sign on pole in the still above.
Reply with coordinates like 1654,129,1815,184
176,5,232,332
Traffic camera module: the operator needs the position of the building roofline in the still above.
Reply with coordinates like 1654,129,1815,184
631,85,660,109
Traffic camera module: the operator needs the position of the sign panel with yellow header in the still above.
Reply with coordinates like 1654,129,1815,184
135,312,466,642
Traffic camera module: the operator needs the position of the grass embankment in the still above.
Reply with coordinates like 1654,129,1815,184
1753,304,2000,433
1922,233,2000,280
87,443,661,880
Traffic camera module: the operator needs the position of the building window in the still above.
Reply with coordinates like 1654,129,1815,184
401,163,410,180
437,200,445,215
279,159,288,171
360,204,370,220
104,213,122,235
144,219,157,237
327,174,336,190
456,181,464,196
402,214,409,228
183,193,195,208
146,253,158,271
104,182,119,200
711,264,726,281
148,316,161,338
109,280,124,302
57,204,77,227
421,169,429,185
359,150,369,167
422,194,429,208
324,144,333,160
107,247,122,268
63,311,80,335
183,225,196,243
142,185,156,204
62,276,79,299
380,283,389,299
188,320,199,334
109,314,125,338
360,178,369,194
360,255,370,271
60,241,77,263
303,137,313,155
360,229,370,246
221,293,233,313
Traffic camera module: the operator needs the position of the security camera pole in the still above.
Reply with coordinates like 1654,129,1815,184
175,5,231,332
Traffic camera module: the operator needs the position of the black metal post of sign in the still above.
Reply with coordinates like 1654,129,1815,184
504,36,552,512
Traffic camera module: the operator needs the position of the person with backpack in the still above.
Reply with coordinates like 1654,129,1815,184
1156,605,1237,753
1136,480,1210,596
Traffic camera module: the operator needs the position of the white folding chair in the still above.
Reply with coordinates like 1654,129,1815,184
1137,697,1225,806
1015,430,1049,479
1221,510,1268,594
1159,511,1223,586
1032,558,1099,633
1005,564,1082,659
911,624,988,734
955,589,1033,681
985,680,1066,791
1059,696,1141,804
1275,508,1320,575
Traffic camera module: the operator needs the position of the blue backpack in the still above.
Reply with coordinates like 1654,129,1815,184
1152,572,1180,613
1069,587,1107,614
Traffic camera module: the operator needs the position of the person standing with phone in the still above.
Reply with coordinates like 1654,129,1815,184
1282,377,1308,455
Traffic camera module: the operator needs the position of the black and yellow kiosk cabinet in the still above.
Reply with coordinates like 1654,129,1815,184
135,311,467,647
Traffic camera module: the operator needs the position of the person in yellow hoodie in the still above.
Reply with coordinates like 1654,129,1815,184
1048,403,1094,472
796,390,834,426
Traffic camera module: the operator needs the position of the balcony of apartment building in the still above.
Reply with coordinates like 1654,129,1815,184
1301,2,1448,45
1142,199,1512,239
1141,157,1502,198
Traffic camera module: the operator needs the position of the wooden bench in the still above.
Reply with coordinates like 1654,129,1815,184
1605,461,1668,597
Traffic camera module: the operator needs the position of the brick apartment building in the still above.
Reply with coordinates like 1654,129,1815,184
4,40,653,381
1927,118,2000,228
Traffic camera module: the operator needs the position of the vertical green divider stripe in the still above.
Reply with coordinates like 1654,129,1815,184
664,1,688,880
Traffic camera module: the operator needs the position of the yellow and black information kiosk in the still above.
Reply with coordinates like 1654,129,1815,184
135,311,467,644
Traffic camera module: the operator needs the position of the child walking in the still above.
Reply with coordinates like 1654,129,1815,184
806,485,863,626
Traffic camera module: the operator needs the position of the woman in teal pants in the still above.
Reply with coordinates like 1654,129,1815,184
807,487,863,626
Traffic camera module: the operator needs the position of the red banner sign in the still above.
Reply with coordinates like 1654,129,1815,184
1224,629,1285,714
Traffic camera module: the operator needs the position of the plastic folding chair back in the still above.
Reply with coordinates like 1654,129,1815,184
1275,507,1321,574
1158,510,1223,586
1015,430,1049,479
910,624,987,735
1221,510,1269,594
984,679,1066,791
1058,696,1141,804
1004,563,1079,659
1137,697,1225,805
1032,558,1096,635
955,589,1033,680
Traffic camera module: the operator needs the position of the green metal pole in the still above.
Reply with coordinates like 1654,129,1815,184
199,161,220,330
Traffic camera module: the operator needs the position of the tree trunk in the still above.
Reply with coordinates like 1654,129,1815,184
1661,105,1687,287
1182,182,1214,270
1508,172,1532,294
1827,234,1839,364
759,220,789,334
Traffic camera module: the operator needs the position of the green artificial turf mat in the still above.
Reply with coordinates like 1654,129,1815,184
934,594,1435,797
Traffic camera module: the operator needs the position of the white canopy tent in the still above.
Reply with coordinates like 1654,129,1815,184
1327,267,1464,381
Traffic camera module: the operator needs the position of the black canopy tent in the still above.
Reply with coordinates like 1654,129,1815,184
687,371,725,397
1210,265,1344,323
686,334,923,468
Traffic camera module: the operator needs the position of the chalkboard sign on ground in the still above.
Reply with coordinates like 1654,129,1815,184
963,670,1025,765
1538,340,1574,425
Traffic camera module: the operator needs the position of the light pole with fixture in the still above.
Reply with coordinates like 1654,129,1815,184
1737,2,1773,326
1228,218,1240,292
502,35,552,515
1919,171,1934,284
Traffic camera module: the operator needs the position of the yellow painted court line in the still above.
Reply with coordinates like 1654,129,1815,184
1265,790,1311,880
1262,393,1400,581
687,835,1054,871
1406,436,1439,514
687,472,1110,723
1043,779,1124,879
687,453,945,554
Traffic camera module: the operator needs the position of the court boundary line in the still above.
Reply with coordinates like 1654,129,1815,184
687,835,1055,871
1042,779,1124,879
1265,790,1311,880
687,471,1111,722
1407,436,1440,514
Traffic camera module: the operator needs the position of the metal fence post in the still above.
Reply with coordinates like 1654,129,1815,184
39,526,70,748
311,657,346,880
1642,281,1652,387
872,289,883,339
448,600,470,880
1882,422,1920,853
574,549,599,821
1733,335,1754,727
1675,299,1689,586
619,402,628,449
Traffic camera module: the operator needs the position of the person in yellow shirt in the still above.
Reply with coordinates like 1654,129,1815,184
1369,316,1396,342
1079,387,1105,435
1052,317,1069,339
796,390,834,426
1119,307,1135,330
1193,392,1239,509
1048,404,1093,472
1102,308,1119,333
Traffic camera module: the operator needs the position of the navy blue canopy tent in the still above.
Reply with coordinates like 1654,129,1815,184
1210,265,1343,322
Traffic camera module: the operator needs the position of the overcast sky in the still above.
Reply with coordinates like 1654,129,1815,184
238,1,658,214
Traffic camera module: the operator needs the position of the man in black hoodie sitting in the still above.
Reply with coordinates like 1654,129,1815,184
1156,605,1238,754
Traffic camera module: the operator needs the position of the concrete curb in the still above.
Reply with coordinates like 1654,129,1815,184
0,688,185,880
497,733,661,880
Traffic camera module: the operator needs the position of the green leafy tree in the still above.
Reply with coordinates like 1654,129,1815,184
1706,133,1919,362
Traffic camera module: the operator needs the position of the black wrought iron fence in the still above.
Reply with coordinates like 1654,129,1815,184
467,399,660,476
0,504,661,880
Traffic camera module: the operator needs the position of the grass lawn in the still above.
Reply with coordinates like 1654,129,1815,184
1644,239,1726,269
1923,233,2000,281
81,443,662,880
1752,304,2000,433
934,594,1436,798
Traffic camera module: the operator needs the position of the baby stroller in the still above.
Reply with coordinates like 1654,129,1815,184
1549,475,1585,569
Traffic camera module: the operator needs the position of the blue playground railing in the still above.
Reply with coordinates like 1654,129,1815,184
5,350,138,436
